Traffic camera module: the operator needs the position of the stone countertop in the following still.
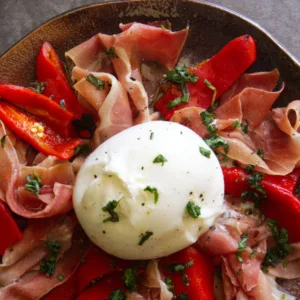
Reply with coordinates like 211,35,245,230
0,0,299,60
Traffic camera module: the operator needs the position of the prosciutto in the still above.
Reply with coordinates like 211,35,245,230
172,70,300,175
72,66,133,146
0,215,76,286
0,226,90,300
98,22,188,124
0,123,76,218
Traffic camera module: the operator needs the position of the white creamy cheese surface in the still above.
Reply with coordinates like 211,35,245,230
73,121,224,260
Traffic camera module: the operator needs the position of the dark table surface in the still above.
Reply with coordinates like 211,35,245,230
0,0,299,60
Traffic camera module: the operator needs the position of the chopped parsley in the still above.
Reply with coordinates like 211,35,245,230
144,186,159,204
244,164,255,174
166,66,198,108
262,219,291,267
72,113,96,139
167,66,198,84
71,144,90,160
236,233,248,263
204,79,217,107
204,135,228,154
102,200,120,223
153,154,168,166
124,267,138,292
86,74,105,90
199,146,211,158
57,274,65,281
40,240,61,277
237,268,242,275
59,99,66,109
138,231,153,245
232,120,241,129
109,289,127,300
248,172,266,194
165,277,174,293
166,260,193,287
1,134,7,148
200,110,215,126
150,132,154,140
240,120,249,134
186,201,201,218
106,47,119,59
24,173,43,196
34,81,46,94
256,148,264,159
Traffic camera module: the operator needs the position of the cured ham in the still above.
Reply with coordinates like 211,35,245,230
172,70,300,175
0,128,76,218
98,23,188,124
72,67,133,146
0,226,90,300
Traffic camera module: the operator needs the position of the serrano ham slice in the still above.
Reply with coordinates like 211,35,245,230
73,67,133,146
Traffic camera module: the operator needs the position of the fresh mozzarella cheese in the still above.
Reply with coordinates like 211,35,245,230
73,121,224,260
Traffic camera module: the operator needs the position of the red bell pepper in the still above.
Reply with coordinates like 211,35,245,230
159,246,214,300
76,246,132,294
155,35,256,120
0,101,82,160
222,167,300,243
0,201,22,255
76,272,125,300
43,272,77,300
36,42,87,119
0,84,74,137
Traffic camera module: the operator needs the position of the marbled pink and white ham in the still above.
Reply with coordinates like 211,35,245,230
172,70,300,175
99,22,188,124
72,66,133,146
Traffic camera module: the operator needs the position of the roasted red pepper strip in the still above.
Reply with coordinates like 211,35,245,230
0,201,22,255
36,42,87,119
0,84,74,137
155,35,256,120
76,272,125,300
0,101,82,160
159,246,214,300
222,167,300,243
76,246,132,295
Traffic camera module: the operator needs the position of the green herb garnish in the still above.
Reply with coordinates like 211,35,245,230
124,267,138,292
153,154,168,166
200,110,215,126
262,219,291,267
204,79,217,107
1,135,7,148
73,144,90,158
34,81,46,94
24,173,43,196
144,186,159,204
102,200,120,223
59,99,66,109
40,240,61,277
166,260,194,273
166,66,198,109
199,146,211,158
57,274,65,281
248,172,266,194
232,120,241,129
106,47,119,59
165,277,174,293
256,148,264,159
109,289,127,300
86,74,105,90
138,231,153,245
186,201,201,218
150,132,154,140
244,164,255,174
241,121,249,134
236,233,248,263
204,135,228,154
